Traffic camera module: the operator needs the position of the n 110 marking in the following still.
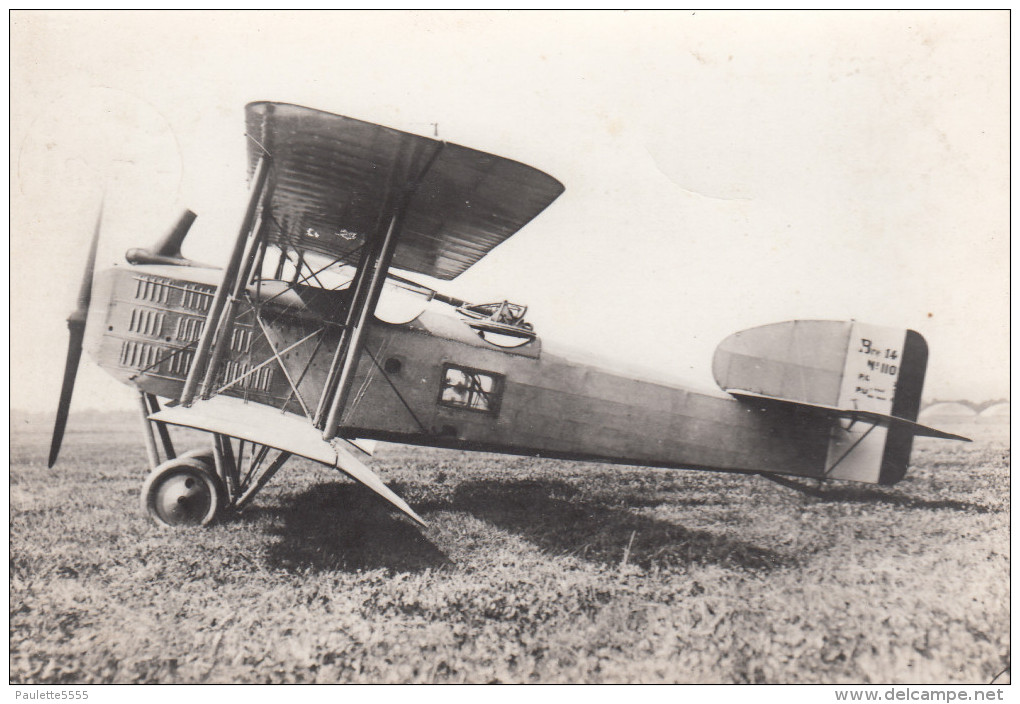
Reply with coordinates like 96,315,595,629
848,335,903,404
858,338,900,375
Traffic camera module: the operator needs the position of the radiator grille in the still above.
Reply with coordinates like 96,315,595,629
167,349,193,376
119,340,163,372
220,361,275,392
230,327,253,353
134,277,171,304
180,283,213,312
128,308,166,337
175,317,205,342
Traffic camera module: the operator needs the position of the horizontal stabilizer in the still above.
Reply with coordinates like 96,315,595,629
726,389,971,442
149,396,425,526
715,321,965,485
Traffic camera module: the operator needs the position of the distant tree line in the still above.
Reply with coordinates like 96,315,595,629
923,398,1010,413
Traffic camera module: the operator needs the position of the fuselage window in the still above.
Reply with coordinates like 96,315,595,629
439,364,504,414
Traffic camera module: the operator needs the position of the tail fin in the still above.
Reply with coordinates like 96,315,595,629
713,321,967,486
871,327,928,484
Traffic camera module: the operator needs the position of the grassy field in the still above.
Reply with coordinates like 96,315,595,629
9,413,1010,684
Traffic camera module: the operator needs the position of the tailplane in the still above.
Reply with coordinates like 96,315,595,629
713,320,968,486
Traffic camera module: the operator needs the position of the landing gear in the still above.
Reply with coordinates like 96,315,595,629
138,391,293,527
140,436,292,527
141,456,226,527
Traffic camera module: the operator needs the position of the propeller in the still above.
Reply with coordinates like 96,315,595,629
48,203,103,468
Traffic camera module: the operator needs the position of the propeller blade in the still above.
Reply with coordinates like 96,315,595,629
48,323,85,468
49,202,103,467
76,201,103,312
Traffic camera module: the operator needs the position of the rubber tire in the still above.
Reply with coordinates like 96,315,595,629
141,457,226,527
177,448,215,468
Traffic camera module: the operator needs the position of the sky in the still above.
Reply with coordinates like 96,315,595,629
9,10,1010,415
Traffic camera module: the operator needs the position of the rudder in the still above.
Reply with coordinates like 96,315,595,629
713,320,940,485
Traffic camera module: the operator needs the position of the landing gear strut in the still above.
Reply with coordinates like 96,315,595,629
138,392,291,527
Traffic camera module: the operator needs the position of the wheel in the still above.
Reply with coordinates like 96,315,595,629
177,448,215,469
141,457,226,527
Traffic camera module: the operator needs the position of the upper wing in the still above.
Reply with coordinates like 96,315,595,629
246,102,565,281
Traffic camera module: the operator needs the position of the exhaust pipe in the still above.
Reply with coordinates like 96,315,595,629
126,209,202,266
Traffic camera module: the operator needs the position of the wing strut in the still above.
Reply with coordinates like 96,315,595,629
198,214,271,399
180,154,271,406
317,141,446,441
320,210,402,438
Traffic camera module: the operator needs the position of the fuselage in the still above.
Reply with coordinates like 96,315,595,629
85,264,833,480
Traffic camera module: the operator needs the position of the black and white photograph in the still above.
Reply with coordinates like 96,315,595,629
9,10,1009,689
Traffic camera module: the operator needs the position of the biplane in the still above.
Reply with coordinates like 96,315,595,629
49,101,968,529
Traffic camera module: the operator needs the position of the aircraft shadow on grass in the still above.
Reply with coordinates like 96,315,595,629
248,477,789,574
810,484,993,514
418,478,791,572
250,483,452,574
243,473,991,575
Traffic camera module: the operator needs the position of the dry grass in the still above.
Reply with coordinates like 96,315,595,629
9,414,1009,683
